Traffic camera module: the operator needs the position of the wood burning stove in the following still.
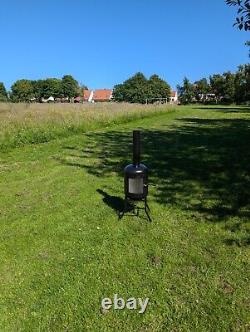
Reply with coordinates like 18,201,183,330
120,130,151,221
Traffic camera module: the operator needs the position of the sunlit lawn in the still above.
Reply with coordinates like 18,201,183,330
0,105,249,331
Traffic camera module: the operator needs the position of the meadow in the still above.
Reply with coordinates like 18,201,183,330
0,102,171,151
0,103,250,331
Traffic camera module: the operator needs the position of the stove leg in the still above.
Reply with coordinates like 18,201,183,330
145,199,151,213
132,202,136,215
144,198,152,222
120,197,152,222
136,206,139,217
145,208,152,222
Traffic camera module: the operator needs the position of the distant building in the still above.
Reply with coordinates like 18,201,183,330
170,91,178,103
83,89,113,103
93,89,113,102
83,90,94,102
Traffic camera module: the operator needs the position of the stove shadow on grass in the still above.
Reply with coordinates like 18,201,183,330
97,189,150,221
97,189,125,215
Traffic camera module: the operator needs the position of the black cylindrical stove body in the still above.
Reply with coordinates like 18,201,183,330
124,130,148,200
124,163,148,200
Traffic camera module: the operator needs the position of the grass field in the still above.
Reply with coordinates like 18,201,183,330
0,102,171,151
0,104,250,331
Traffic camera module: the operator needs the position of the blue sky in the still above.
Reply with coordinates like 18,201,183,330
0,0,249,91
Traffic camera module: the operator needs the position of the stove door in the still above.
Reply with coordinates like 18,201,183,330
128,177,144,194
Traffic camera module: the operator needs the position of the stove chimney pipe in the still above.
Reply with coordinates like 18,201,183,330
133,130,140,166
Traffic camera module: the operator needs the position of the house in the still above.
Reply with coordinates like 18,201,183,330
83,90,94,102
83,89,113,103
170,91,178,103
92,89,113,102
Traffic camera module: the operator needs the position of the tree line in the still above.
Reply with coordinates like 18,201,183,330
0,75,86,102
177,64,250,104
0,65,249,104
0,72,171,104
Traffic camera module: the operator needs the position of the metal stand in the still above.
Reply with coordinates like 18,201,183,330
119,196,152,222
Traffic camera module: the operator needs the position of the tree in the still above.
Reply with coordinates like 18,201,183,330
113,72,170,104
222,71,236,103
209,74,225,102
113,72,148,103
209,72,236,104
11,80,35,102
193,78,210,102
124,72,148,104
40,78,62,99
234,64,250,103
245,40,250,57
80,84,88,91
147,74,171,103
61,75,79,99
226,0,250,31
177,77,194,104
0,82,8,101
32,80,44,101
112,84,126,102
79,84,88,95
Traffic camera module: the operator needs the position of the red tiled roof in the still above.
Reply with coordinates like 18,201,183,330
171,91,177,97
93,89,112,101
83,90,91,101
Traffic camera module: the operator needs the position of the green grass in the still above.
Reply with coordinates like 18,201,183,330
0,105,250,331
